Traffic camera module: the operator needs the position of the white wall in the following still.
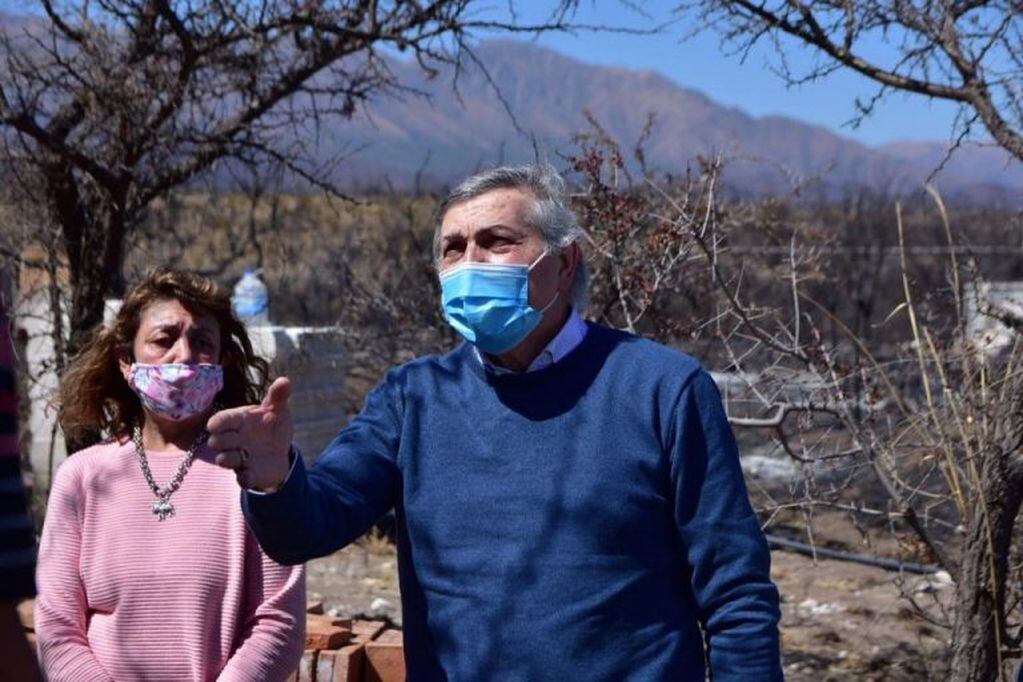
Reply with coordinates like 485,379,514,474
246,325,349,465
966,281,1023,354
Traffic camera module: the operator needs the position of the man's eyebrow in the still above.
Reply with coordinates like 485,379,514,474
475,223,528,236
441,224,523,243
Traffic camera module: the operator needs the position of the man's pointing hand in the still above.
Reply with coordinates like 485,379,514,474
209,377,294,492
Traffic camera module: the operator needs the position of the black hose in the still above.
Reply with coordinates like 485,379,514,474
766,534,940,575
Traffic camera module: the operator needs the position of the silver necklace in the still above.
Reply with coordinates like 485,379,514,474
131,425,209,521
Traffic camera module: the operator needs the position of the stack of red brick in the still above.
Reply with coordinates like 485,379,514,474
295,602,405,682
16,599,405,682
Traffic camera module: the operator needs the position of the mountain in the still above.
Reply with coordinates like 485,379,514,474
1,14,1019,202
321,41,1021,203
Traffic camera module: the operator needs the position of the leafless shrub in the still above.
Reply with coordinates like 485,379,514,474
567,123,1023,680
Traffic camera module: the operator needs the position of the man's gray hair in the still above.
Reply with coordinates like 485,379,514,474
435,163,589,311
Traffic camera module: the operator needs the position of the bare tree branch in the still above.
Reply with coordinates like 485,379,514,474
679,0,1023,160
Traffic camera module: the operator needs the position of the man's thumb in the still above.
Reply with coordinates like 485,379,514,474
261,377,293,411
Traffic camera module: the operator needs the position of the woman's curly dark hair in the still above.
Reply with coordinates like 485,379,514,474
59,268,270,446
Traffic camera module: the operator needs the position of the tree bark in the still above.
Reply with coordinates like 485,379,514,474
950,435,1023,680
48,167,129,453
63,211,127,455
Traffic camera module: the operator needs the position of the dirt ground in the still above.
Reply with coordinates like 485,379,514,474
307,526,953,680
771,549,949,680
306,535,403,625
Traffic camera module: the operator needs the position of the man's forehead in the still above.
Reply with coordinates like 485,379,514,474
440,188,537,236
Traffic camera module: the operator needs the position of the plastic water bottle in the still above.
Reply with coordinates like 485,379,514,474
232,269,269,325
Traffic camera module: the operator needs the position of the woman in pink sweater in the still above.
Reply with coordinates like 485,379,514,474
36,269,305,681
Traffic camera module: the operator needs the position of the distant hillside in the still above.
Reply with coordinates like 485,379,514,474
323,41,1021,203
1,12,1019,203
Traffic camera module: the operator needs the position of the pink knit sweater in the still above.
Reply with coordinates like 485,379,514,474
36,439,306,681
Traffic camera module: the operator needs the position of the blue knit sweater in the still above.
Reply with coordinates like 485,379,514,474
243,323,782,681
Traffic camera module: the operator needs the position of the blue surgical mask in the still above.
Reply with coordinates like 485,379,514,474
440,252,559,355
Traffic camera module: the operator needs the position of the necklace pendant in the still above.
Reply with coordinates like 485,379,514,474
152,499,175,521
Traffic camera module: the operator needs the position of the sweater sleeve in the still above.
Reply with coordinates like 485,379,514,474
669,369,782,680
34,463,113,682
217,533,305,682
243,371,402,565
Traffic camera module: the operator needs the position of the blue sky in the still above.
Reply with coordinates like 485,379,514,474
480,1,963,147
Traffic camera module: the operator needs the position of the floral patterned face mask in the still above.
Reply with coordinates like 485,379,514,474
127,363,224,421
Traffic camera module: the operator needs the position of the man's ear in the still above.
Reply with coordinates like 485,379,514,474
557,243,581,292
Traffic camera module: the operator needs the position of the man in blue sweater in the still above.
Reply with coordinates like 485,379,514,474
210,164,783,680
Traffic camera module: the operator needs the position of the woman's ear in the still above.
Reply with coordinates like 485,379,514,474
118,353,133,384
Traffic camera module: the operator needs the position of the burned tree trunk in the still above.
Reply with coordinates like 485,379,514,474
950,383,1023,681
43,161,130,452
61,206,128,454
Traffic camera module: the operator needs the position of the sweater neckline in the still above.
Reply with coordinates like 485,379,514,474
464,321,607,386
114,437,214,461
